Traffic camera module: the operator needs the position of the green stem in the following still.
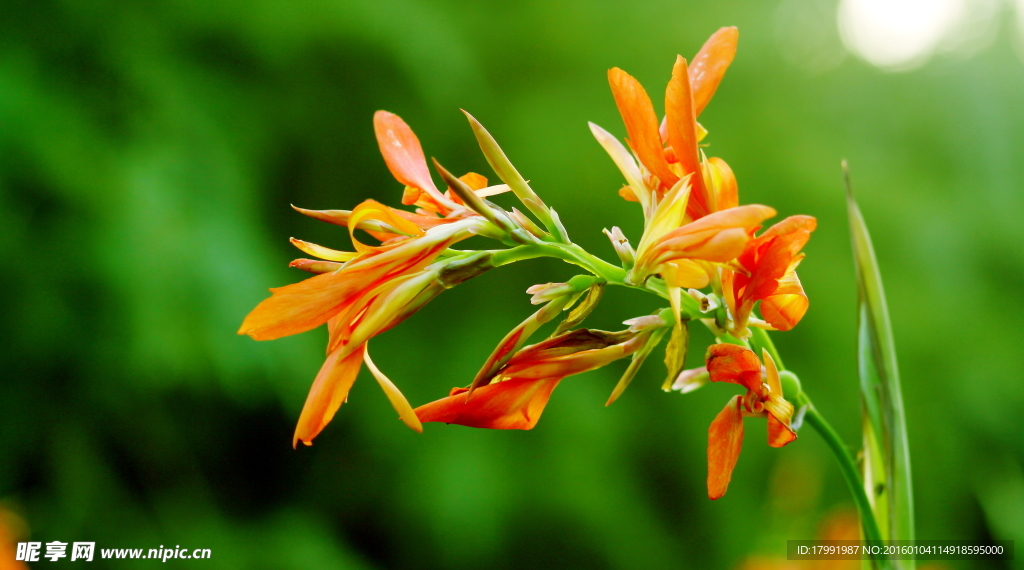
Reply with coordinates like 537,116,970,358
804,404,890,570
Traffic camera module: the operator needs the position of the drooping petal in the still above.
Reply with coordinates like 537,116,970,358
607,67,678,189
665,56,710,219
293,344,365,447
373,111,452,209
415,378,562,430
708,395,745,500
690,27,739,117
363,349,423,433
707,157,738,211
705,343,763,393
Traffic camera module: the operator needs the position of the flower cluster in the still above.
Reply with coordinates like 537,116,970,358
240,27,816,499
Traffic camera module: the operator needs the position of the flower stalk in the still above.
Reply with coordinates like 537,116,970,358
238,25,914,567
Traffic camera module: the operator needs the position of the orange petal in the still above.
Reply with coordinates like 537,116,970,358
767,412,797,448
293,344,365,447
415,378,562,430
607,68,678,189
239,270,367,341
707,157,738,211
708,395,745,499
619,185,640,202
743,216,816,303
241,234,451,341
373,111,449,207
690,27,739,117
665,56,709,219
705,343,763,393
760,265,808,331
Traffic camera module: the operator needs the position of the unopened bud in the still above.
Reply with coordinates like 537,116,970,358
527,282,575,305
687,288,720,313
509,208,548,239
437,251,495,288
603,227,635,267
671,367,709,394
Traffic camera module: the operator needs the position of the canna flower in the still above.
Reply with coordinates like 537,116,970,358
415,329,648,430
590,27,739,221
240,111,503,446
705,344,797,500
722,215,817,336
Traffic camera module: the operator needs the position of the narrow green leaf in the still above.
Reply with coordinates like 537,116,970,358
845,162,915,567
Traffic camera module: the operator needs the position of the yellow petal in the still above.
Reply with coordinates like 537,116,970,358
363,349,423,433
290,238,359,262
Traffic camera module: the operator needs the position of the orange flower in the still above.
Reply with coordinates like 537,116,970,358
723,215,817,336
705,344,796,499
0,506,27,570
415,329,646,429
591,27,738,221
239,110,506,446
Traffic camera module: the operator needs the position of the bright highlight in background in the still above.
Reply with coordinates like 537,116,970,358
838,0,966,70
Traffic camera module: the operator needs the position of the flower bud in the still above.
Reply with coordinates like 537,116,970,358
603,226,636,267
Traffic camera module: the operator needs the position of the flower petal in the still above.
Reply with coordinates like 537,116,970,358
290,238,359,262
665,56,710,219
767,412,797,448
415,378,562,430
707,157,738,211
373,111,452,209
289,258,343,275
607,67,678,189
690,27,739,117
348,199,425,253
708,395,745,500
705,343,763,393
589,121,650,211
363,349,423,433
760,263,808,331
293,344,365,447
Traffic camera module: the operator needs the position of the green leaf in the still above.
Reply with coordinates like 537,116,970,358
845,163,915,567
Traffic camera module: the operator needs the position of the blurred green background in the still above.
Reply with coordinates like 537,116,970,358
1,0,1022,568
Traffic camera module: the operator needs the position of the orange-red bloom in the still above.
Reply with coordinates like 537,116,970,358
705,344,797,499
723,215,817,335
415,329,645,430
